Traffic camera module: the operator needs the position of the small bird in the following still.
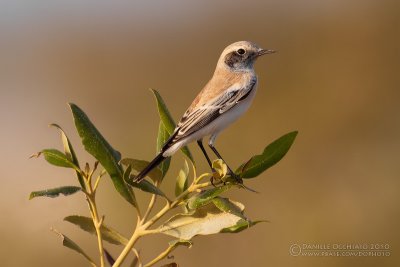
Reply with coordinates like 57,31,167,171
134,41,275,183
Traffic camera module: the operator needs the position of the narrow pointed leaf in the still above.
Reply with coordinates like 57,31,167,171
51,228,96,266
29,186,81,199
122,163,167,198
69,103,137,206
123,163,132,183
120,158,162,182
186,184,233,210
151,89,195,165
157,121,172,178
220,220,266,233
32,149,79,170
236,131,298,178
64,215,129,245
126,177,168,199
50,124,85,189
175,160,189,197
168,239,193,248
158,200,248,240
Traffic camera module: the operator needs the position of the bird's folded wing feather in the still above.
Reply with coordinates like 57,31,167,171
172,79,256,142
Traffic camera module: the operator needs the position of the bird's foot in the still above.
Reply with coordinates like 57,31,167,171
228,171,243,184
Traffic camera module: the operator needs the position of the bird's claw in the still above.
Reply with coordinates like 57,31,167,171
228,171,243,184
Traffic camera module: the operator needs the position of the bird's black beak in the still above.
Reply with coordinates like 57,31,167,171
257,49,276,56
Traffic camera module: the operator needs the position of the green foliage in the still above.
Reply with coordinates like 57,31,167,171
126,177,167,199
175,160,189,197
221,219,267,233
122,163,167,198
31,91,297,267
50,124,86,188
32,149,79,170
157,199,256,240
52,228,96,267
151,89,195,165
64,215,129,246
121,158,162,182
69,103,137,207
236,131,298,178
186,184,233,210
157,122,172,178
29,186,81,199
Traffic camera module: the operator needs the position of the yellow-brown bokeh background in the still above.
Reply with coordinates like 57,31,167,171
1,0,399,266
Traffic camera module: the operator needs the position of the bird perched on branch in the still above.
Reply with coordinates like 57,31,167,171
134,41,275,183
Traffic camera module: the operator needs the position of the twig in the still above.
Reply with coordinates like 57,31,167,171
84,168,105,267
112,180,212,267
142,245,178,267
141,181,159,224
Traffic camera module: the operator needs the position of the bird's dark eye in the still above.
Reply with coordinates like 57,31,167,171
237,48,246,55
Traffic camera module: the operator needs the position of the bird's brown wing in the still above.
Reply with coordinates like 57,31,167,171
171,78,257,143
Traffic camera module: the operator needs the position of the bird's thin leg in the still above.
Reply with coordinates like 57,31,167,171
197,139,218,187
208,136,242,184
197,139,213,169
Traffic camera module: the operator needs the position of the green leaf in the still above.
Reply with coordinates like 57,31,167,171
236,131,298,179
151,89,195,165
120,158,162,182
175,160,189,197
186,184,233,210
51,228,96,266
29,186,81,199
32,149,79,170
122,161,167,199
157,121,172,178
50,124,85,189
69,103,137,207
64,215,129,246
211,197,246,217
129,179,167,198
125,175,168,199
123,163,133,182
168,239,193,248
220,219,266,233
157,200,249,240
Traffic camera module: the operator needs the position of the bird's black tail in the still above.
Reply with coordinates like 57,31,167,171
134,128,179,182
134,152,167,182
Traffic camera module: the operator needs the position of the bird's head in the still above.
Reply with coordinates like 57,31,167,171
218,41,275,71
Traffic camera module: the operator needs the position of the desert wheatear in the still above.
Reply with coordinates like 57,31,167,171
134,41,275,183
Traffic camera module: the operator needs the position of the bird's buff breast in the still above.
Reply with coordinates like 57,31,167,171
208,80,258,135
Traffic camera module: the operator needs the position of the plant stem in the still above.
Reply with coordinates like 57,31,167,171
84,168,105,267
142,245,177,267
141,181,159,224
87,195,105,267
112,229,141,267
113,180,212,267
142,181,211,230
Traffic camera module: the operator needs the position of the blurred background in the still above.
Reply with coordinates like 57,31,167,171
1,0,399,266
